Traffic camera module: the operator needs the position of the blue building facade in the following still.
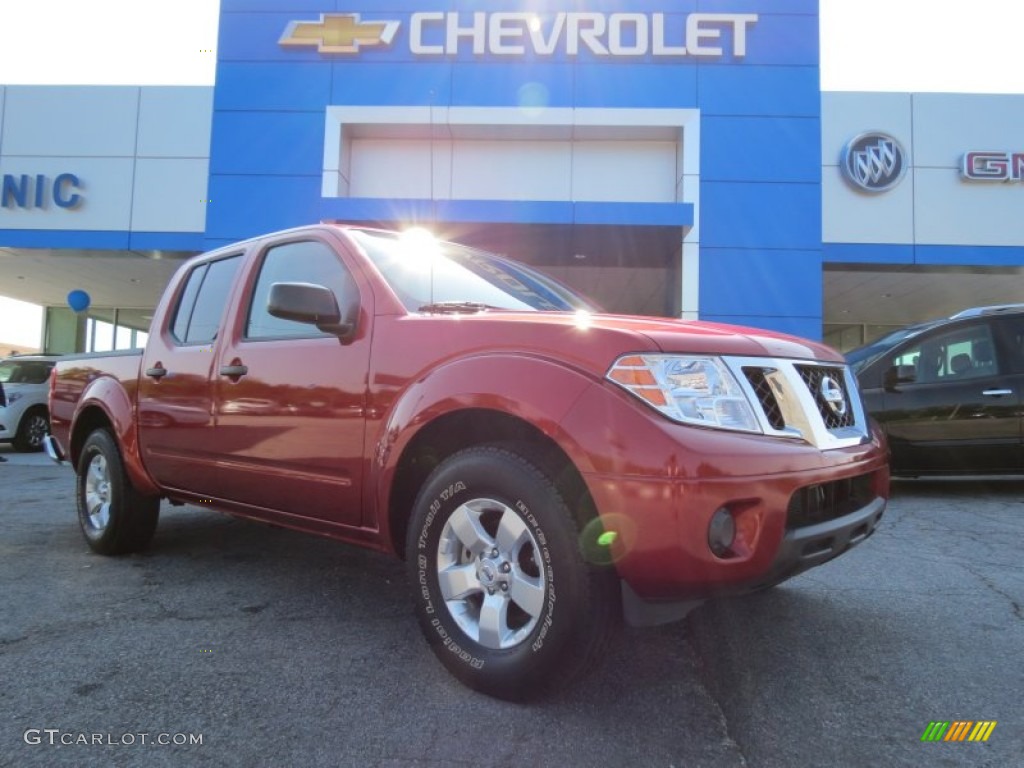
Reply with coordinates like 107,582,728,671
208,0,823,337
5,1,1023,355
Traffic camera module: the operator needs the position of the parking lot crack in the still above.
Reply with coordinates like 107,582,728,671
683,625,750,768
962,563,1023,621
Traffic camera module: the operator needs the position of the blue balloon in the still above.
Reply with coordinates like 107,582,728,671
67,289,91,313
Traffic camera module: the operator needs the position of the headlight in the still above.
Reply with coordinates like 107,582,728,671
606,354,761,433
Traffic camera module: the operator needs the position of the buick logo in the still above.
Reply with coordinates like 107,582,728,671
841,132,907,193
820,376,847,417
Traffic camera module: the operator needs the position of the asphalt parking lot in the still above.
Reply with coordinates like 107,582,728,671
1,444,1021,768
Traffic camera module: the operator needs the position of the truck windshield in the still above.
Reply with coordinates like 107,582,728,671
348,228,597,313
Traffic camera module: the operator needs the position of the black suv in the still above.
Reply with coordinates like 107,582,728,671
847,305,1024,476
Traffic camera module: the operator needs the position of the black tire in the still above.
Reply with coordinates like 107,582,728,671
13,407,49,452
76,429,160,555
406,445,618,700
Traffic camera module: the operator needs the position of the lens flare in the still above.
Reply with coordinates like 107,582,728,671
579,514,637,566
517,82,549,116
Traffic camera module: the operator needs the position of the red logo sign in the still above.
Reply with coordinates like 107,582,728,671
961,152,1024,182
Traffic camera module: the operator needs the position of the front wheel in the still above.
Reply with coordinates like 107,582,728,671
76,429,160,555
13,407,49,452
406,445,618,700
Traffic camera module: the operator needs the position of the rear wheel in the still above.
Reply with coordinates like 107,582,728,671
13,407,49,452
406,445,618,700
76,429,159,555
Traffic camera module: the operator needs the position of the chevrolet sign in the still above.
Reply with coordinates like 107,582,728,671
280,12,758,58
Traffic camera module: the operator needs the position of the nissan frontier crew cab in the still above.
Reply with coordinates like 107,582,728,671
47,225,889,700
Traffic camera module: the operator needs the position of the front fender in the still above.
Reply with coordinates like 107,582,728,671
371,353,602,537
73,377,160,497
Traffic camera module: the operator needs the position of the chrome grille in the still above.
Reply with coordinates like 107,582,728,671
743,367,785,430
725,356,869,450
795,365,855,429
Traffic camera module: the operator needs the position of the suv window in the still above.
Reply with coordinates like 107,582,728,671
892,323,998,384
246,240,355,339
0,360,54,384
996,316,1024,374
171,256,242,344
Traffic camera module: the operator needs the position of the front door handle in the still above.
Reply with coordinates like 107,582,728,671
982,389,1013,397
145,365,167,379
219,364,248,377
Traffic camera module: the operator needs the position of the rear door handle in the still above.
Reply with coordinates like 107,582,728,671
145,365,167,379
982,389,1013,397
219,364,249,377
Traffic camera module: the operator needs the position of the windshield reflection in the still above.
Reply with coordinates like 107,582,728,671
348,229,598,313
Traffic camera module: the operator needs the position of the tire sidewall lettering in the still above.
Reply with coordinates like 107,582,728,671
414,477,559,670
78,441,111,543
417,480,466,552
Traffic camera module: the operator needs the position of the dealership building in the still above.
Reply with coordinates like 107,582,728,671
1,0,1022,354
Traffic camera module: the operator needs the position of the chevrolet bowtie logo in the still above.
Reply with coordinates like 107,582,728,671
279,13,399,54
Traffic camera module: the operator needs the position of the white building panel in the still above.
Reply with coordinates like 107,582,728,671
0,157,134,230
131,158,210,232
821,92,914,246
0,88,5,154
451,140,572,201
822,165,915,245
326,105,697,206
913,94,1024,169
571,141,677,203
137,87,214,158
347,139,440,199
915,167,1024,247
346,137,680,204
821,92,912,168
2,86,138,158
823,92,1024,249
679,174,700,241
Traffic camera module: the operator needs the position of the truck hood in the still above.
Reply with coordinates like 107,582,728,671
417,310,844,375
464,309,839,364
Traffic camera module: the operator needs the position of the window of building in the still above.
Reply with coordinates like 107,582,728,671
84,308,151,353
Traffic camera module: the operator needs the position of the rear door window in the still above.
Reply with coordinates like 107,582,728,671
171,255,242,344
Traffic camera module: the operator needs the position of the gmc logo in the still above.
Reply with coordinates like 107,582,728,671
961,152,1024,182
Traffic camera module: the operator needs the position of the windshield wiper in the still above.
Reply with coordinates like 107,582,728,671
418,301,493,314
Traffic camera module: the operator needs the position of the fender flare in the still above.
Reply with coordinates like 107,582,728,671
72,377,160,497
371,353,601,540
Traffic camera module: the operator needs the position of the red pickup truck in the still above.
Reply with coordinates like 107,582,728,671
47,224,888,700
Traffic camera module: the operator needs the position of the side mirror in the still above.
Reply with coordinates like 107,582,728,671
883,364,915,391
267,282,359,342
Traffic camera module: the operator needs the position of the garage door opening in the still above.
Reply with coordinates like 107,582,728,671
824,264,1024,352
334,220,683,317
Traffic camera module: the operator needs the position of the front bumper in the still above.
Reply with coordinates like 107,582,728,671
0,406,13,440
585,461,887,604
560,380,890,609
618,493,885,627
754,495,885,589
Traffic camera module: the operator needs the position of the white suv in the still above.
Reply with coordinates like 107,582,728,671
0,355,59,452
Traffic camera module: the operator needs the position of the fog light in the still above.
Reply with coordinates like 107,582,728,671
708,507,736,558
